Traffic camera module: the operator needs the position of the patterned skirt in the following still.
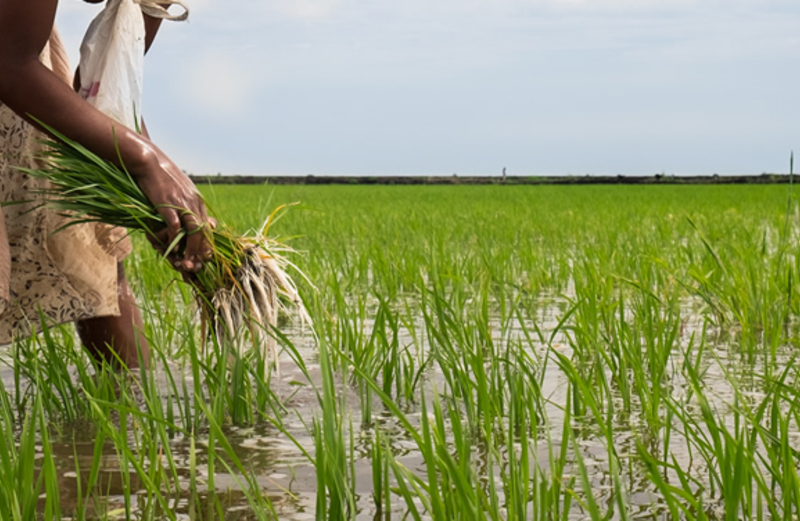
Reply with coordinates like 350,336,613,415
0,29,131,343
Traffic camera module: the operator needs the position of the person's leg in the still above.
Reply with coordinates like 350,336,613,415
76,262,150,368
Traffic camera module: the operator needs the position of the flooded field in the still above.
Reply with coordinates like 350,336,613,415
2,184,800,520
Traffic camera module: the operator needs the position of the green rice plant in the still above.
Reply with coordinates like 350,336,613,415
69,427,110,521
84,385,176,519
684,215,792,358
349,341,547,519
542,395,579,521
0,389,61,520
561,261,617,417
371,427,391,520
623,276,682,435
9,303,288,518
3,181,799,520
194,396,279,520
261,326,358,521
551,347,629,521
80,365,279,520
371,389,494,520
9,315,96,423
420,283,504,439
637,442,709,520
751,380,800,518
312,336,357,520
493,356,542,521
662,348,774,519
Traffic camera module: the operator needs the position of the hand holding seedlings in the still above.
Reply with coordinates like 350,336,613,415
134,151,218,272
23,129,310,363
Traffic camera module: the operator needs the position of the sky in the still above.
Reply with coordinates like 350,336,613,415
56,0,800,177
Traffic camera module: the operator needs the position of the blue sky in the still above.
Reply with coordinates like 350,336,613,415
57,0,800,176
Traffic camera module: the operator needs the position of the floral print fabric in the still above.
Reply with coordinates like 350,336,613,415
0,29,131,343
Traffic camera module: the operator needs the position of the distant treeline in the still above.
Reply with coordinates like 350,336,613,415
189,174,794,186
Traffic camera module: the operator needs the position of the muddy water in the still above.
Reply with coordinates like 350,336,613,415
1,295,793,520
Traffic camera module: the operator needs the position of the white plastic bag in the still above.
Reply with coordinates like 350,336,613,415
78,0,189,130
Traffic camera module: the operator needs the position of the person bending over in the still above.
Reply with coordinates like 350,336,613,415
0,0,214,367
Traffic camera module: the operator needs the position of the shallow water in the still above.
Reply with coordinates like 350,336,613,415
2,290,798,520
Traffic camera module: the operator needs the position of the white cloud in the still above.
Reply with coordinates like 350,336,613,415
179,51,258,120
53,0,800,175
56,2,98,15
272,0,344,19
183,0,345,24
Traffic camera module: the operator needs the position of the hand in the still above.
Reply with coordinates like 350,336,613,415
135,150,217,273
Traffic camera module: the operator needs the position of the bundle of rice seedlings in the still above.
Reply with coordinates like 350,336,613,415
19,127,310,365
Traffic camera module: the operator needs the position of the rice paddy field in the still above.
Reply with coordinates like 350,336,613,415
2,183,800,520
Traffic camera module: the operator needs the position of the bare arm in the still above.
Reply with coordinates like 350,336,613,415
0,0,212,271
144,9,164,53
140,8,166,139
